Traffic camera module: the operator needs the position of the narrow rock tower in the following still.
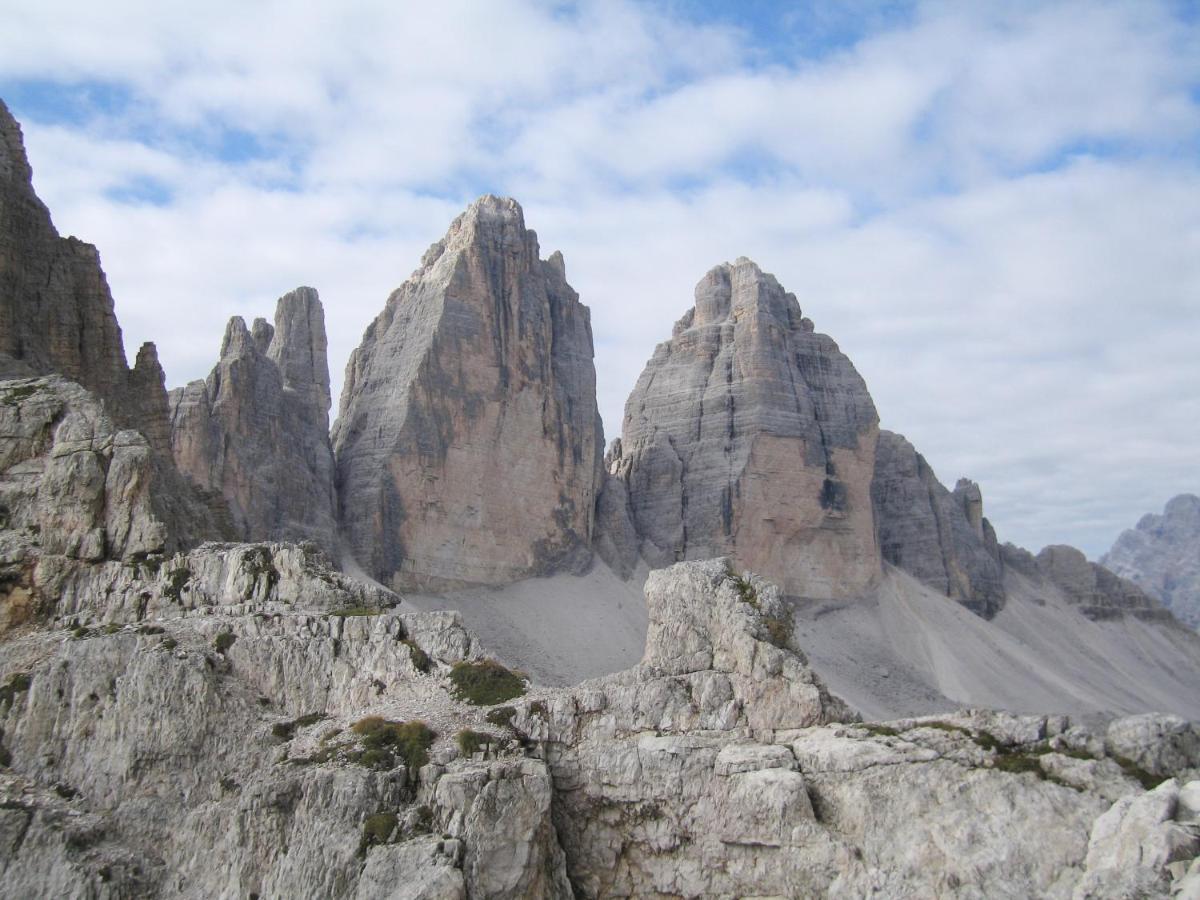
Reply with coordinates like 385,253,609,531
170,287,337,551
333,196,604,591
611,257,881,599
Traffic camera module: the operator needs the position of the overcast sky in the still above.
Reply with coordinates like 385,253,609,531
1,0,1197,558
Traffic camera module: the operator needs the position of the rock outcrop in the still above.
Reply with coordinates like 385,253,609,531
170,287,337,551
871,429,1006,617
1102,494,1200,630
1035,544,1172,622
609,258,880,599
333,196,603,591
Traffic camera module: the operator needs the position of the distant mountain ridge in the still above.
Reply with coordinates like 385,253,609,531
1102,494,1200,630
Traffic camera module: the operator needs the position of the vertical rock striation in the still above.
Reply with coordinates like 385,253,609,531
870,430,1006,617
332,196,603,591
612,258,880,599
1101,494,1200,630
170,287,337,551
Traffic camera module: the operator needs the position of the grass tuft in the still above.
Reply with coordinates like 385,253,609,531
448,660,526,706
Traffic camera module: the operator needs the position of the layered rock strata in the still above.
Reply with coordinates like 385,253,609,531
1034,544,1174,622
170,287,337,551
333,196,603,591
609,258,880,599
1102,494,1200,630
870,429,1006,617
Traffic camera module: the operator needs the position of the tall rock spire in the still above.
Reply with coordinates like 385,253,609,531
170,287,337,550
333,195,604,591
611,257,881,599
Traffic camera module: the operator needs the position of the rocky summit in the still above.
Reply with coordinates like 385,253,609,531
605,257,881,600
1103,494,1200,630
169,287,337,553
333,196,603,592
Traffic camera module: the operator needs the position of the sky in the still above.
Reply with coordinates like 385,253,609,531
1,0,1197,559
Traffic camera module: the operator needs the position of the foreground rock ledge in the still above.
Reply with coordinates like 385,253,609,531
2,540,1198,897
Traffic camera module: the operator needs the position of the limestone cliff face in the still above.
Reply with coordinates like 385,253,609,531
170,287,336,551
333,196,604,591
0,100,169,452
870,430,1006,618
612,258,880,599
1102,494,1200,630
1036,544,1173,622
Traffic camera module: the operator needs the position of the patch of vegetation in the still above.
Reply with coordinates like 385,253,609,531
449,660,526,706
404,640,431,674
53,783,77,800
456,729,496,758
243,547,280,594
528,700,548,718
124,552,164,577
161,637,177,651
763,606,793,649
163,568,191,603
272,712,326,741
0,673,32,709
726,566,759,608
485,706,516,729
70,626,92,640
213,632,237,654
972,730,1003,751
329,607,380,617
915,720,972,737
1,384,39,406
137,625,165,635
359,812,398,856
1111,753,1168,791
860,723,899,738
102,624,122,635
350,717,436,772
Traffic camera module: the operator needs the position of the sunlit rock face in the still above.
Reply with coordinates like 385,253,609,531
333,196,604,591
612,257,880,599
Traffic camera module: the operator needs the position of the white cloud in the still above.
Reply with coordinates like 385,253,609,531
2,0,1197,558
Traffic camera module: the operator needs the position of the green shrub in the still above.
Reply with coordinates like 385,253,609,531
456,729,496,758
485,706,516,728
449,660,526,706
350,717,436,772
0,673,32,709
163,568,191,603
213,632,236,654
1112,753,1168,790
404,640,431,674
860,723,899,738
71,626,92,640
102,624,122,635
271,712,325,741
359,812,398,856
161,637,177,651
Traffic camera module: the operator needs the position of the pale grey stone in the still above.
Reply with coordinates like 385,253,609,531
333,196,603,591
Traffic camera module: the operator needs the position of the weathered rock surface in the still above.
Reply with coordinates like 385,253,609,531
1037,544,1173,622
612,258,880,599
871,429,1006,617
1102,494,1200,630
0,376,233,633
333,196,603,591
170,287,337,551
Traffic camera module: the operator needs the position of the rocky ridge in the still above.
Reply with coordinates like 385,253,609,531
170,287,337,552
1102,494,1200,630
606,257,881,600
333,196,604,592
